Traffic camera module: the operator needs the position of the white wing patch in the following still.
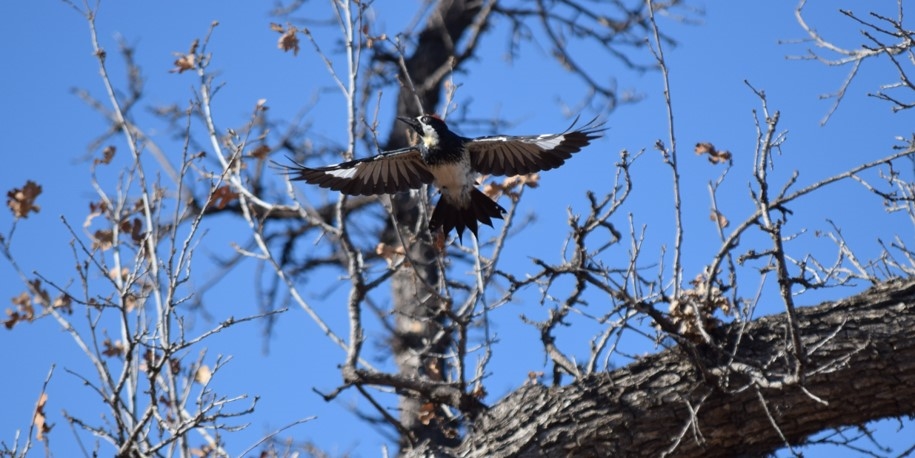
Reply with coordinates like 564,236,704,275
533,135,563,150
327,167,358,179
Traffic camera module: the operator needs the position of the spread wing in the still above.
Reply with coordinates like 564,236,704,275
466,117,605,176
280,146,434,196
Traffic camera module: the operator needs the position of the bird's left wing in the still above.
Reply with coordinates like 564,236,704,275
466,117,605,176
280,146,434,196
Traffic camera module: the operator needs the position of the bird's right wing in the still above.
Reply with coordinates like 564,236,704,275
279,146,434,196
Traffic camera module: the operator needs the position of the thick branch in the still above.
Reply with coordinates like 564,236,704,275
405,278,915,457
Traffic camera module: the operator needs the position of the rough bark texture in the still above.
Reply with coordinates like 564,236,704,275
402,278,915,457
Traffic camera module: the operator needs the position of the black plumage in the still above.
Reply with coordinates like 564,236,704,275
282,114,605,240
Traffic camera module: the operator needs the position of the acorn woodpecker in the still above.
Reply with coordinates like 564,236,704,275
283,114,604,240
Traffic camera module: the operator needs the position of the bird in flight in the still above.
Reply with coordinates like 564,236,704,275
283,114,604,241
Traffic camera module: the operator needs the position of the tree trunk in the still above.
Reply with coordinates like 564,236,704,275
382,0,483,448
403,278,915,457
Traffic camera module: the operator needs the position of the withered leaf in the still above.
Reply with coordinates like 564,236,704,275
484,173,540,202
277,25,300,55
29,279,50,308
33,393,51,441
92,229,114,251
694,142,714,156
124,293,139,312
120,218,144,245
433,230,447,252
52,294,72,314
170,39,199,73
211,186,238,210
375,242,406,267
7,181,42,218
482,182,501,200
94,145,116,166
11,291,31,308
710,210,729,228
5,291,35,329
249,144,271,159
84,200,108,229
695,142,733,165
169,358,181,375
102,338,125,358
194,365,212,385
418,402,437,425
109,267,129,282
526,371,543,386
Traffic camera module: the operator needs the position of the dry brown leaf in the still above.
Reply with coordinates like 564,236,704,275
418,402,437,425
84,200,108,229
109,267,129,282
140,349,155,373
52,294,72,314
124,293,139,312
33,392,50,441
29,279,50,308
277,25,300,55
194,365,212,385
482,182,501,200
11,291,30,308
171,39,199,73
694,142,714,156
211,186,238,210
102,338,125,358
92,229,114,251
666,273,733,340
4,310,23,330
118,217,144,245
190,444,217,457
95,145,116,166
375,242,405,266
425,359,442,381
516,173,540,188
694,142,733,165
433,230,446,252
249,144,271,159
5,291,35,329
484,173,540,202
526,371,543,386
171,53,196,73
710,209,729,228
7,180,42,218
169,358,181,375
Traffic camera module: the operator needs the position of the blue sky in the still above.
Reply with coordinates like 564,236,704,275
2,1,913,456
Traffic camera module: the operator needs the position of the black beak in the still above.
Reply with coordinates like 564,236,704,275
397,116,422,134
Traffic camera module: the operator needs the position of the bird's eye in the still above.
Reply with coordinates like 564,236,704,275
421,116,430,123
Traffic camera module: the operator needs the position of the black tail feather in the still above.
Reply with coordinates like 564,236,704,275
429,189,506,242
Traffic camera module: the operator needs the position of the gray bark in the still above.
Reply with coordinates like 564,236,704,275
404,278,915,457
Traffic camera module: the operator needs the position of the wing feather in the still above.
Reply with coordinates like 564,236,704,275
467,117,606,176
279,147,433,196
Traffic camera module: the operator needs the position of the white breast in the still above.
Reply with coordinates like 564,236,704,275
429,156,474,206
